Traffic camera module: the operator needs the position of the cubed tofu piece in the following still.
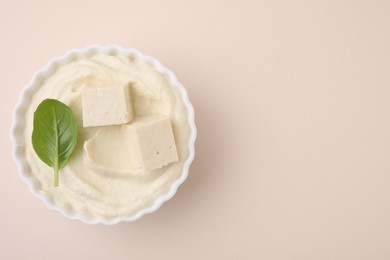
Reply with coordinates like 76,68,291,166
82,83,133,127
125,115,178,172
83,115,179,175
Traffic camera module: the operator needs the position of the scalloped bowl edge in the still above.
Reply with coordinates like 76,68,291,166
10,45,197,225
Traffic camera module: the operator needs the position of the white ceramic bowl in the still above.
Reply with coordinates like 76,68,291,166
11,45,196,225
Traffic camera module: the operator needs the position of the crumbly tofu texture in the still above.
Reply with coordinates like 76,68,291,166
82,84,134,127
83,115,179,175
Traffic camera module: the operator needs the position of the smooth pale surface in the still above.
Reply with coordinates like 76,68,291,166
127,115,178,171
84,115,178,175
1,0,390,259
82,83,134,127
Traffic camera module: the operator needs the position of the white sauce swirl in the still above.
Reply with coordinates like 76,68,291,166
24,54,190,218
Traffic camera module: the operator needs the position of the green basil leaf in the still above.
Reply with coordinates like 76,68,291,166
32,99,78,187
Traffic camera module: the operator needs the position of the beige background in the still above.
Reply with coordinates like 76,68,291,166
1,0,390,259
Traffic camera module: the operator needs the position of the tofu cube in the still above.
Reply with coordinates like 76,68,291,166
82,83,133,127
125,115,179,172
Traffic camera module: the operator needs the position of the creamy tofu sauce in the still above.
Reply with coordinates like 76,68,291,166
24,54,191,219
